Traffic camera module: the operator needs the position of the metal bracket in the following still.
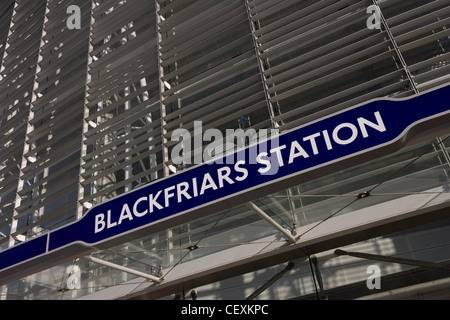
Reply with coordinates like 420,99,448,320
246,202,296,242
81,256,163,283
334,249,450,271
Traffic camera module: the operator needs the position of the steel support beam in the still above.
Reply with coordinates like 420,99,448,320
246,202,296,243
81,256,162,284
334,249,450,271
246,261,294,300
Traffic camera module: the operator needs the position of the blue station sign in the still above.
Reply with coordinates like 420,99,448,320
1,84,450,284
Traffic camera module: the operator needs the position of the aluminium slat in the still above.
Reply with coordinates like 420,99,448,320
162,34,251,82
83,117,161,155
269,51,394,104
158,0,213,32
7,1,44,34
264,29,381,78
393,16,450,47
275,71,407,129
399,28,450,53
87,51,157,94
39,27,89,61
82,126,162,164
0,80,34,106
267,41,390,95
1,46,39,80
89,16,155,57
205,100,268,132
31,73,85,111
87,61,157,96
36,46,88,83
161,50,254,98
0,121,27,149
88,30,155,75
164,99,267,143
249,0,292,16
15,178,79,221
83,115,161,146
5,25,42,58
86,79,158,118
92,0,123,15
0,175,23,201
296,149,442,197
0,97,29,125
0,106,28,135
20,137,82,183
45,0,91,27
159,1,242,50
20,135,82,179
30,91,85,125
82,134,162,174
252,0,333,36
413,64,450,84
81,140,162,185
383,0,444,27
25,119,82,162
91,1,137,37
80,163,164,204
164,83,264,132
16,157,80,204
91,1,149,44
84,99,160,139
13,199,77,237
408,51,450,73
86,83,159,121
33,67,86,103
257,1,363,52
163,73,261,119
389,5,450,38
251,0,323,22
35,58,88,92
21,124,82,169
42,18,90,46
17,174,79,214
25,108,83,144
92,0,144,31
160,21,249,67
160,11,247,59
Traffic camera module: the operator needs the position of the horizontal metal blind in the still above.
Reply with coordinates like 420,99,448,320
79,0,161,211
380,0,450,92
248,0,414,132
158,0,270,172
0,0,47,249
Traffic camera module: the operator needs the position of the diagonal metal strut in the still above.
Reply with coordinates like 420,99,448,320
335,249,450,272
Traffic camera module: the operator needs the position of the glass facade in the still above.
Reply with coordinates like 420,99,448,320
0,0,450,300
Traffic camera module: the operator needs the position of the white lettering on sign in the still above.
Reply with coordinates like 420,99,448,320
94,111,386,234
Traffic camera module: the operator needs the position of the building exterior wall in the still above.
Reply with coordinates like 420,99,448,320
0,0,450,300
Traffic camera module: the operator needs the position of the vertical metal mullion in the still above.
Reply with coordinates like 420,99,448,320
375,1,419,94
11,0,49,245
0,0,18,302
77,0,96,219
244,0,279,130
155,0,174,268
156,1,169,179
